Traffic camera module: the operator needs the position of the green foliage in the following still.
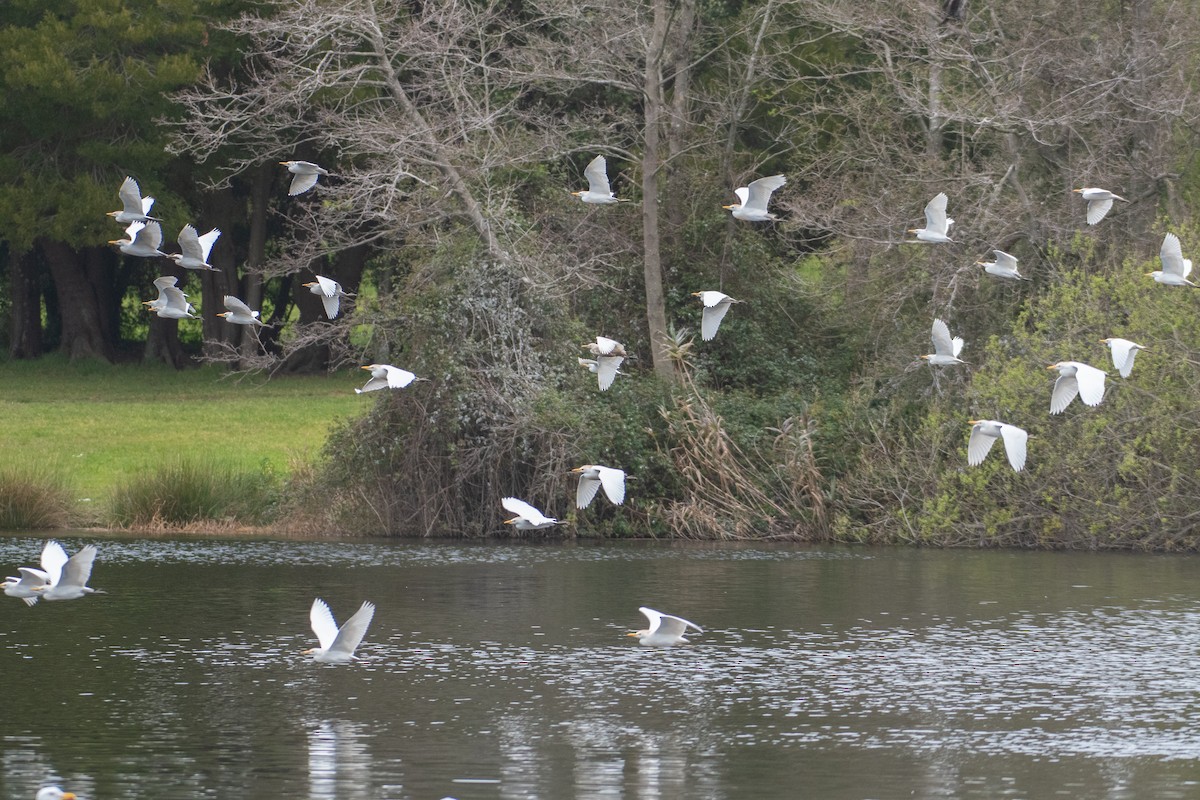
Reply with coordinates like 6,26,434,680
0,464,74,529
108,456,280,527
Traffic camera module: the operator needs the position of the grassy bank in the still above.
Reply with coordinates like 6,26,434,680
0,357,362,523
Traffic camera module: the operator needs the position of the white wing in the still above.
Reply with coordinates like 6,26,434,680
598,467,626,505
124,220,146,241
1106,339,1141,378
576,475,603,509
584,155,612,196
133,222,164,250
639,606,702,636
1050,373,1080,415
992,250,1018,271
223,295,257,316
310,598,340,651
924,192,949,233
153,275,179,290
118,176,144,215
196,228,221,261
594,336,622,355
595,355,623,391
384,366,417,388
289,171,321,196
328,601,375,658
314,275,340,297
41,540,69,584
744,174,786,212
701,300,733,341
1160,233,1187,277
1086,198,1113,225
967,425,998,467
502,496,550,524
999,424,1028,472
930,319,956,357
177,225,203,260
162,286,191,313
58,545,97,590
319,294,340,319
1074,363,1107,407
733,186,749,207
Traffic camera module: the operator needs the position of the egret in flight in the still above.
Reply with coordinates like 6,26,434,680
303,275,353,319
571,465,626,509
1149,233,1195,286
501,497,559,531
724,174,786,221
144,277,195,319
217,295,267,326
169,224,221,271
572,155,630,204
34,543,100,601
110,221,168,259
1073,187,1127,225
581,336,626,391
304,598,375,664
692,291,740,341
1048,361,1106,415
967,420,1028,472
107,176,158,223
908,192,954,242
3,539,70,606
920,318,965,365
1099,337,1145,378
628,607,702,646
355,364,420,393
280,160,329,195
978,250,1027,280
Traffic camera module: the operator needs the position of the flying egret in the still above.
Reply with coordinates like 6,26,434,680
36,788,77,800
577,357,624,382
217,295,266,326
281,160,329,196
724,174,786,221
628,607,702,646
908,192,954,242
168,224,220,271
34,543,100,601
304,598,375,664
501,497,559,531
1048,361,1106,415
581,336,626,391
1073,187,1127,226
355,364,420,393
691,291,740,341
978,250,1027,280
144,277,196,319
571,464,627,509
107,176,158,223
572,155,629,204
110,221,168,259
920,318,964,365
3,539,69,607
1100,337,1146,378
1149,233,1195,286
303,275,354,319
967,419,1028,472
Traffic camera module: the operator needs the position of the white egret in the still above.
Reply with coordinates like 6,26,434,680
581,336,626,391
107,176,158,223
724,174,786,221
281,160,329,195
144,277,196,319
908,192,954,242
570,464,626,509
355,364,420,394
1149,233,1195,287
1048,361,1106,415
36,788,77,800
304,598,375,664
35,543,100,601
1100,337,1146,378
110,221,168,259
572,155,629,204
577,357,623,382
3,539,69,607
303,275,353,319
217,295,266,326
628,607,702,647
921,318,964,365
978,250,1027,280
691,291,740,341
168,224,220,271
1073,187,1127,225
967,419,1028,473
501,497,559,531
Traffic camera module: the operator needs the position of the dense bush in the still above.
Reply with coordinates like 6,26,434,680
0,465,73,529
109,458,280,528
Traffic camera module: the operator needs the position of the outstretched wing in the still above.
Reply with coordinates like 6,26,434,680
993,250,1018,271
598,467,626,505
744,174,786,212
40,540,69,585
289,171,321,196
223,295,256,316
310,598,340,651
701,301,733,341
329,601,375,658
930,318,957,357
999,424,1028,472
924,192,949,232
967,425,998,467
1075,363,1107,407
595,355,623,391
58,545,97,590
1050,373,1080,415
1086,198,1114,225
584,156,612,196
133,222,164,250
118,176,144,215
384,366,417,388
177,224,203,261
502,496,541,520
576,474,603,509
1160,233,1187,277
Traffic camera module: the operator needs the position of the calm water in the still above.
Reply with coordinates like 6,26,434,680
3,534,1200,799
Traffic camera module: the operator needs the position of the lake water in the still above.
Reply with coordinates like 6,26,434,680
2,534,1200,799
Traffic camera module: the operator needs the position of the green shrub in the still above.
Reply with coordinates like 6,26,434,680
0,465,74,529
108,458,280,527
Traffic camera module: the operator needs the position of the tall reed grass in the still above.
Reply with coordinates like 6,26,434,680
108,458,280,528
0,465,74,529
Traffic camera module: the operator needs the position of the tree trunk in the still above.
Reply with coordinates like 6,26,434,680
641,0,677,382
9,248,43,359
40,239,114,362
663,0,698,254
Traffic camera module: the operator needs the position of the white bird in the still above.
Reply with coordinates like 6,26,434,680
1073,187,1127,226
571,464,626,509
304,598,375,664
168,224,220,271
1100,337,1146,378
967,420,1028,473
107,175,158,223
724,174,786,221
1048,361,1106,415
110,220,168,259
977,250,1027,280
577,357,624,382
1149,233,1196,287
3,539,70,607
303,275,353,319
144,277,196,319
581,336,626,391
35,543,100,601
501,497,559,531
692,291,740,341
281,160,330,196
217,295,266,326
355,364,420,394
36,788,77,800
572,155,629,204
908,192,954,242
627,606,702,647
920,318,965,366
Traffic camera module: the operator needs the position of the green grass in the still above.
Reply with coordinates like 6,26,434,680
0,356,365,505
0,464,74,529
109,457,279,527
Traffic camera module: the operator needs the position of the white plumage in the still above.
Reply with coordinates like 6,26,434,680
978,250,1027,280
908,192,954,242
724,174,786,221
107,176,158,223
303,275,353,319
1073,187,1126,225
170,224,221,271
692,291,740,341
501,497,559,531
571,464,626,509
1099,337,1145,378
36,543,100,601
305,598,375,663
581,337,626,391
572,155,629,204
3,539,70,606
1047,361,1107,415
355,364,419,394
921,318,964,365
281,160,330,195
628,607,702,646
967,420,1028,473
1149,233,1195,286
110,220,168,258
218,295,266,326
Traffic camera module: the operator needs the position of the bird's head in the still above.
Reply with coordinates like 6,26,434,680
503,518,516,526
722,203,737,210
907,228,920,234
919,354,930,360
690,291,702,297
1046,363,1062,371
571,190,584,197
279,161,293,166
216,312,230,319
1072,188,1083,193
105,210,119,218
302,281,317,288
967,419,981,426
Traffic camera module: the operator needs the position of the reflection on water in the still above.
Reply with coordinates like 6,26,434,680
2,535,1200,798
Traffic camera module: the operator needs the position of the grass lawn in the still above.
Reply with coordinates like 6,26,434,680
0,356,365,502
